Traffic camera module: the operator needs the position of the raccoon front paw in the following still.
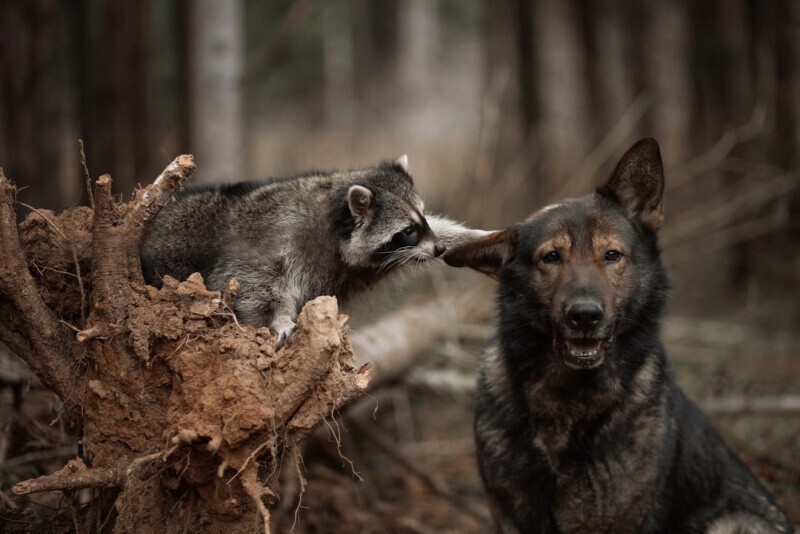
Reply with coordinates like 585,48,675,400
272,316,298,349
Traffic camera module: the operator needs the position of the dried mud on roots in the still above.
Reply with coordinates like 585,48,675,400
0,159,371,533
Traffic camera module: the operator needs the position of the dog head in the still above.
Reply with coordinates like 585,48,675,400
445,138,668,370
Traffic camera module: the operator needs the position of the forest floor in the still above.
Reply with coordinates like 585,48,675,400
278,335,800,533
2,331,798,533
2,275,799,533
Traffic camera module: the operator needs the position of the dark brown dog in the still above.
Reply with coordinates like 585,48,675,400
444,139,792,533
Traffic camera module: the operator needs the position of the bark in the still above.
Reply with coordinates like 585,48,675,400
0,157,369,533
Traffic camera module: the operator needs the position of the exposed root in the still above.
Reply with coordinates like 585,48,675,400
322,410,362,482
12,445,182,497
241,464,275,534
76,326,103,343
227,440,270,485
290,445,307,534
0,168,78,402
11,458,121,495
78,139,94,210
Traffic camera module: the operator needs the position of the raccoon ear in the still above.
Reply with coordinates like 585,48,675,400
442,229,516,280
603,138,665,232
347,185,373,222
393,154,410,172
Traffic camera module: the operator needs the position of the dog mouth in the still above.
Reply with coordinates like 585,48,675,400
559,331,615,370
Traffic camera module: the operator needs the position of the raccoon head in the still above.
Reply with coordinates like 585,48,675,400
332,156,445,272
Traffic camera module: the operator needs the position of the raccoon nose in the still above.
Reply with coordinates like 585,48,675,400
566,300,604,331
433,242,446,257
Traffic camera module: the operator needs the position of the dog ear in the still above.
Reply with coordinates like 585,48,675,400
442,229,516,279
603,138,665,232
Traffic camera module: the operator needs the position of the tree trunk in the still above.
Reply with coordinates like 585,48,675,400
323,7,355,132
77,0,155,200
532,0,591,188
512,0,537,139
646,0,692,166
189,0,244,183
396,0,439,135
0,0,79,210
595,0,636,133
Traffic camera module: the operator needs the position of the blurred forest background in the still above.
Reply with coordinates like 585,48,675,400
1,0,799,531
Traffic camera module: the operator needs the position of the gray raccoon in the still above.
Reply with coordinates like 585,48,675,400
140,156,486,344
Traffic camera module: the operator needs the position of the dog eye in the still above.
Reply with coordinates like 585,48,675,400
604,250,622,263
543,251,561,264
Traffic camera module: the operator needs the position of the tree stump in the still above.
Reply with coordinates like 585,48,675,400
0,156,370,532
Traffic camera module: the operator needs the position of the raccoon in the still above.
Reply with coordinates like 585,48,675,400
140,156,487,344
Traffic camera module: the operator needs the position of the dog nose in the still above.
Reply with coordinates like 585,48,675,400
566,300,604,331
433,242,446,257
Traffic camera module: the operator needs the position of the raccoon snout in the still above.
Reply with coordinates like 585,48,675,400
433,242,446,257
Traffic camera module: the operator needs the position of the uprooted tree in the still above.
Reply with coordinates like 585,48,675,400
0,156,372,532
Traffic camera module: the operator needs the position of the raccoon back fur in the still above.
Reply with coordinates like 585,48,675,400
140,156,486,343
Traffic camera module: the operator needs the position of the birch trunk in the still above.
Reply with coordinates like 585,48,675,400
189,0,244,183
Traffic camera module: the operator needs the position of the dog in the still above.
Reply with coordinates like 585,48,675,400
443,139,792,533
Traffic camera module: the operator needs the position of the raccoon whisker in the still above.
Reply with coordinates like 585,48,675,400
376,245,433,274
374,246,416,256
372,247,413,274
397,256,419,271
396,252,419,268
380,249,422,274
404,251,428,266
377,255,400,273
377,252,411,274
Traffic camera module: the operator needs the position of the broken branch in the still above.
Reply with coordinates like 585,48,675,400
12,458,122,495
702,396,800,417
125,155,195,282
128,154,195,236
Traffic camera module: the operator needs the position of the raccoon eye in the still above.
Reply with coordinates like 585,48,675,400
542,251,561,264
395,225,419,247
604,250,622,263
